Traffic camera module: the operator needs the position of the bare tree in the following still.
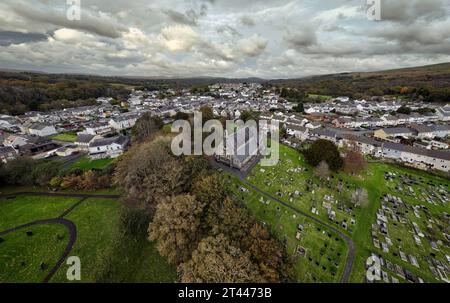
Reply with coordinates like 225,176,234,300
314,161,330,180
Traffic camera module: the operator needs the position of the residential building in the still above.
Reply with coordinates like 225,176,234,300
109,114,139,131
75,134,98,151
88,136,130,159
83,122,111,135
28,124,58,137
374,127,415,140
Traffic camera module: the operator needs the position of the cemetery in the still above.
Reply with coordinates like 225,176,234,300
226,175,348,283
238,143,450,282
247,144,368,236
370,173,450,282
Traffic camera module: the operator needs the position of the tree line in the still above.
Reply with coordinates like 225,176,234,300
0,73,131,115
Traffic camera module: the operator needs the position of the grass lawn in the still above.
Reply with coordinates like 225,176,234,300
51,198,121,282
0,195,80,231
0,224,69,283
0,191,175,283
238,143,449,283
50,133,78,142
92,235,177,283
70,156,116,170
50,198,175,283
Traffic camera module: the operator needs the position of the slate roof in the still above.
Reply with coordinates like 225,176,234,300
76,134,95,144
89,136,129,148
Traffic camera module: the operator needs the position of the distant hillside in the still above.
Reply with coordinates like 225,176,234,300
269,63,450,102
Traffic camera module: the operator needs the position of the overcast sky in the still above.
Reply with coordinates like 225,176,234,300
0,0,449,78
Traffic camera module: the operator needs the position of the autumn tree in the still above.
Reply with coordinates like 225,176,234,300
183,156,211,191
243,223,293,283
114,136,189,216
206,197,253,244
344,150,367,174
303,139,343,171
148,194,205,265
132,112,163,143
191,173,227,205
178,234,263,283
314,161,331,180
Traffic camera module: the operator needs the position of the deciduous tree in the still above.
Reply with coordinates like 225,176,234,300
114,136,189,216
178,234,263,283
344,150,367,174
132,112,163,143
304,139,343,171
148,194,205,265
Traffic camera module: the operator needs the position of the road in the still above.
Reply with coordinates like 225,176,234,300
213,160,355,283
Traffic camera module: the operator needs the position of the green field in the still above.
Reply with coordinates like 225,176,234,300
70,156,115,170
235,144,450,283
0,195,80,231
0,224,69,283
50,133,78,142
0,193,175,283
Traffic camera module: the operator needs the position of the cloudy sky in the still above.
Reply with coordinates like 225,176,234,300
0,0,450,78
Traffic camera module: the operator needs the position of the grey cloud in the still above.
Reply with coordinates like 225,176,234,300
11,2,128,38
240,15,256,27
0,31,49,46
381,0,447,23
217,25,241,37
0,0,450,78
283,26,317,49
163,9,199,26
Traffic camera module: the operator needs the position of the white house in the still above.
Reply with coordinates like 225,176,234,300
436,106,450,121
28,124,57,137
75,134,99,151
88,136,130,159
409,124,435,139
109,114,139,131
83,122,111,135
